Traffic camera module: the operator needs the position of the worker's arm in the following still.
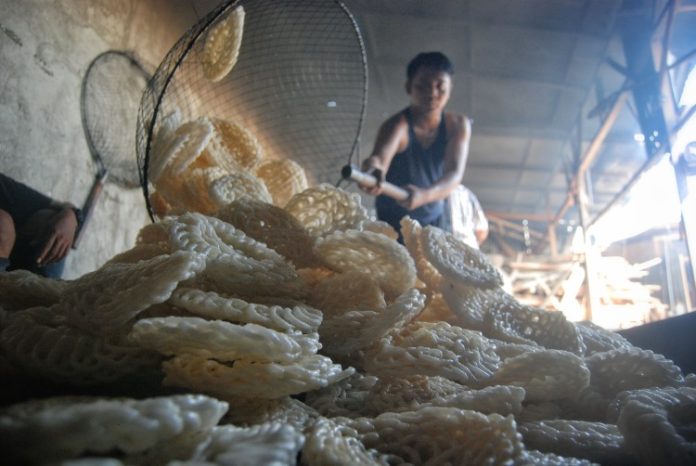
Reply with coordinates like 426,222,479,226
359,113,408,196
35,205,79,265
400,114,471,211
475,227,489,246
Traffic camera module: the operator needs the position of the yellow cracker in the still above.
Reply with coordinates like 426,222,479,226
255,158,309,207
148,190,173,217
201,117,263,172
314,229,416,300
285,184,370,236
208,170,273,208
361,219,398,241
159,117,214,177
148,109,183,182
181,166,231,214
308,270,386,317
163,353,354,399
400,216,442,290
215,198,320,268
416,292,458,324
201,6,245,82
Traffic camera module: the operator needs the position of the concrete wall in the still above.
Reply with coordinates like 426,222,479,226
0,0,217,278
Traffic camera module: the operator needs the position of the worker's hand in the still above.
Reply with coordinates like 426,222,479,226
398,184,427,211
359,159,385,196
36,208,78,266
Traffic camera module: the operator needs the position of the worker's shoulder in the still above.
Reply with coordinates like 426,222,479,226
379,111,409,136
444,112,472,133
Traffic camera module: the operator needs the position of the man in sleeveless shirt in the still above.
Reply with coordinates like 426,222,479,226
359,52,472,240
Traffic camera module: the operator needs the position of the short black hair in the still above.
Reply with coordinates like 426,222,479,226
406,52,454,81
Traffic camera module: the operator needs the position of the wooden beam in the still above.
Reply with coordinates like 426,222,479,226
486,210,554,223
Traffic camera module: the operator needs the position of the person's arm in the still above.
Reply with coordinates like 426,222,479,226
359,113,408,196
35,201,82,266
471,189,489,246
400,114,471,211
36,208,77,265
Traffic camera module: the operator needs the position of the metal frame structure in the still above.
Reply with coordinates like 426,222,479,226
495,0,696,317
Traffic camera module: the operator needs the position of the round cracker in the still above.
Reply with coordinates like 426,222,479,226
314,229,416,300
422,225,502,287
255,158,309,207
201,6,245,82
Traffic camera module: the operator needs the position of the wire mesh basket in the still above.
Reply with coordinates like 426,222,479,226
136,0,367,220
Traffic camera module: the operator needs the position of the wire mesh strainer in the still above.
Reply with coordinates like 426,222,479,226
82,50,151,188
136,0,367,220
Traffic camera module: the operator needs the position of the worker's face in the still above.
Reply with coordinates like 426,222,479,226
406,67,452,112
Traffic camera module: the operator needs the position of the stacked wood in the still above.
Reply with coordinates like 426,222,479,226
504,253,668,330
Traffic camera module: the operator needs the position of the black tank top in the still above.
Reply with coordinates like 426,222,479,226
376,108,448,232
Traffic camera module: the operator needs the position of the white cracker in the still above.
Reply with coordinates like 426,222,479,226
364,321,501,387
314,229,416,299
519,419,633,465
488,349,590,403
0,269,67,311
61,251,205,334
0,310,161,385
186,423,304,465
585,347,684,398
162,353,354,399
301,417,395,466
0,394,227,463
165,213,307,299
483,300,585,354
319,288,425,357
347,407,526,465
422,225,503,287
169,287,322,333
615,387,696,466
575,320,634,356
129,316,320,363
